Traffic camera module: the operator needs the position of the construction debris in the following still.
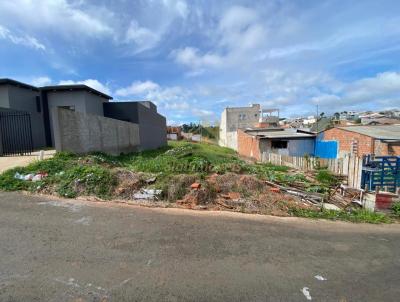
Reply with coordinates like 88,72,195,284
133,189,162,200
190,182,201,190
14,172,48,182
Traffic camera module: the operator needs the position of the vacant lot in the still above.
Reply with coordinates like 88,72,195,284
1,192,400,302
0,142,395,223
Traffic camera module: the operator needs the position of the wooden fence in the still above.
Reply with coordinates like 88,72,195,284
261,152,363,189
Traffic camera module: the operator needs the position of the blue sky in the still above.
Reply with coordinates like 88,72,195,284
1,0,400,124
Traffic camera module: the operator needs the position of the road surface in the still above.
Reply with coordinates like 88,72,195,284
0,192,399,301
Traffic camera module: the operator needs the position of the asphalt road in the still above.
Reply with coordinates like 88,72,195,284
0,192,399,302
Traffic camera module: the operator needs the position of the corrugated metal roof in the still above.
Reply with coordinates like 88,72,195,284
245,128,315,139
337,125,400,139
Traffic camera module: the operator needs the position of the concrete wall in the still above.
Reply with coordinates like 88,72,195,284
0,86,10,108
6,85,46,149
104,102,167,150
53,108,140,155
84,92,107,116
47,91,108,146
137,103,167,150
219,104,260,150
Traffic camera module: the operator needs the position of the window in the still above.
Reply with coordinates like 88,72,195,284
239,113,247,120
35,96,41,113
271,140,288,149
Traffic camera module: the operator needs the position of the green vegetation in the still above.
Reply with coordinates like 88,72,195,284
289,207,391,224
391,201,400,217
0,141,394,224
0,141,253,198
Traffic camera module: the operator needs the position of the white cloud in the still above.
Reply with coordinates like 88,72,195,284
165,101,190,110
0,25,45,50
124,21,161,53
31,76,52,86
173,47,223,70
191,108,215,119
0,0,112,39
310,71,400,109
115,81,160,97
218,6,265,51
59,79,111,95
162,0,189,19
172,5,266,73
115,80,193,110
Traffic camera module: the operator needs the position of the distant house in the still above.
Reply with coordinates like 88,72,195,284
219,104,279,150
237,127,316,161
363,118,400,126
319,125,400,158
219,104,261,150
166,126,182,141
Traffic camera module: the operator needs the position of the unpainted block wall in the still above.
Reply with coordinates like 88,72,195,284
53,108,140,155
237,129,261,160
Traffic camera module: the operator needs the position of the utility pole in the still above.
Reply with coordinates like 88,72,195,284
316,104,319,132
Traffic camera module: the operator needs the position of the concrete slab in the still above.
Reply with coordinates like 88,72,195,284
0,150,55,173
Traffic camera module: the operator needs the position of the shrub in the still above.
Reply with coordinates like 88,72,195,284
316,169,340,186
391,201,400,217
56,165,116,199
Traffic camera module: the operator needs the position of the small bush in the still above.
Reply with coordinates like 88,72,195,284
56,165,116,199
391,201,400,217
316,169,340,186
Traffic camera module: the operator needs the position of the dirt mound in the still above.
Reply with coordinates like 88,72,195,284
114,170,147,198
167,174,198,201
209,173,265,194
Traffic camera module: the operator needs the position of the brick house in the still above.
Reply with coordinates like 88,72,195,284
237,128,315,161
321,125,400,157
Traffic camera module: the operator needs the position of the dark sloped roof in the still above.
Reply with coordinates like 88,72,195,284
40,84,113,100
0,78,39,91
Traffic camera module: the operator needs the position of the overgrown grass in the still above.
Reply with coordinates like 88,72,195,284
289,207,391,224
391,202,400,217
0,141,276,199
0,141,394,224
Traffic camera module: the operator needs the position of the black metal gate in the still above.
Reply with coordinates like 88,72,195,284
0,110,34,156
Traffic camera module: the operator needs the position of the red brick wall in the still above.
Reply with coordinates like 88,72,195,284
388,144,400,156
237,129,261,161
374,140,389,155
323,128,374,157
